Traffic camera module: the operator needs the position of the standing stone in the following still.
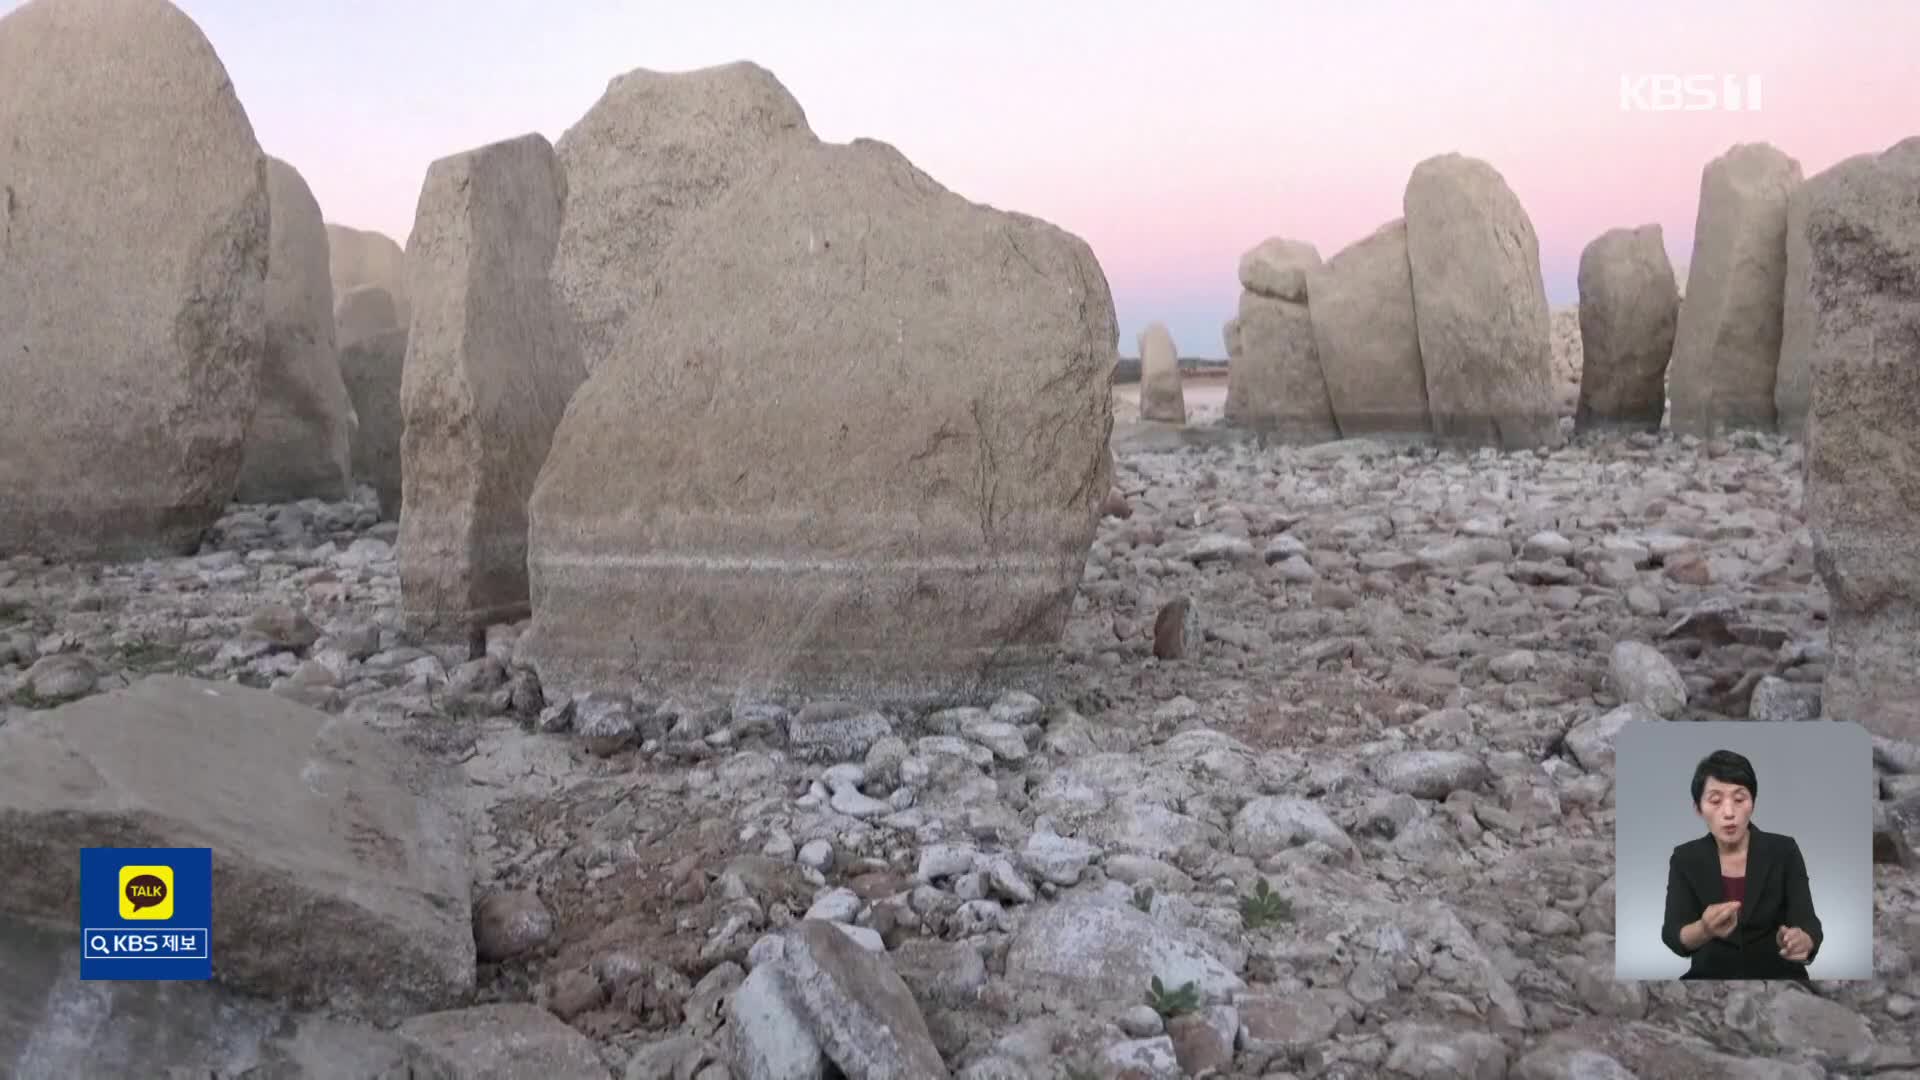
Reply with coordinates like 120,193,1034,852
1138,323,1186,423
554,60,810,374
1306,218,1430,437
235,157,355,503
337,282,400,345
1667,142,1804,436
1803,136,1920,742
1404,153,1561,450
399,133,584,642
1574,224,1680,433
336,285,407,520
1225,238,1336,440
522,111,1115,708
326,223,411,329
1778,156,1870,439
0,0,269,560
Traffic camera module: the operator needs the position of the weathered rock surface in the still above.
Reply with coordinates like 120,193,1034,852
1238,236,1318,303
399,132,585,642
1803,136,1920,742
1574,224,1679,434
773,919,949,1078
1668,142,1804,436
0,676,474,1020
336,281,401,345
1778,154,1871,440
396,1004,611,1079
0,918,445,1080
1225,240,1337,441
235,156,356,503
326,223,411,328
1137,323,1186,424
0,0,269,560
1307,218,1430,437
523,104,1114,708
335,285,408,520
1404,153,1561,450
553,60,810,374
1,410,1913,1077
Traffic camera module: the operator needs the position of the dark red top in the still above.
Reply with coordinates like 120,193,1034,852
1722,875,1746,903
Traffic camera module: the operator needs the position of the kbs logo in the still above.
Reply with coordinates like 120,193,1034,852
1620,74,1762,112
81,847,212,981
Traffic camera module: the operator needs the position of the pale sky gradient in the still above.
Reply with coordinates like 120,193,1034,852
10,0,1915,356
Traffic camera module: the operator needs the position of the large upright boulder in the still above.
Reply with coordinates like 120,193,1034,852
1803,136,1920,742
0,0,269,560
336,285,407,519
1574,224,1680,433
554,61,810,373
1403,153,1560,450
1306,218,1429,437
1225,238,1337,440
326,223,411,328
522,114,1115,707
234,157,356,503
1777,156,1870,439
0,676,474,1019
1667,143,1803,436
1138,322,1186,423
399,134,584,642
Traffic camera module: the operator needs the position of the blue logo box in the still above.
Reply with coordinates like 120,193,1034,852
79,847,212,981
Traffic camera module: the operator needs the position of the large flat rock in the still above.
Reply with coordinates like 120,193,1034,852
0,917,435,1079
0,676,475,1020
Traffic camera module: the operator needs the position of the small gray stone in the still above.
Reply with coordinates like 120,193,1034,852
1749,676,1822,722
1609,640,1688,718
473,889,554,963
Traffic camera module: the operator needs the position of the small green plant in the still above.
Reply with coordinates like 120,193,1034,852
1239,878,1293,929
1131,884,1155,913
1145,975,1200,1019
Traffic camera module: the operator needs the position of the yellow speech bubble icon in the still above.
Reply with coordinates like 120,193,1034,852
119,864,174,920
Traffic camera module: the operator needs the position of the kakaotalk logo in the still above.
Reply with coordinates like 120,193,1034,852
118,864,175,920
1620,74,1763,112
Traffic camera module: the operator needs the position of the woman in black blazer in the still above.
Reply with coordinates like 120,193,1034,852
1661,749,1823,980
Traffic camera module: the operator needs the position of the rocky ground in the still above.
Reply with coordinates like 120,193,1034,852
5,408,1920,1079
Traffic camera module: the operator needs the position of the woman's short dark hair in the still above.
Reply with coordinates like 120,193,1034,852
1690,749,1758,805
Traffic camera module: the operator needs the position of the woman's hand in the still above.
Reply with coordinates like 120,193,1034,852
1777,926,1814,963
1701,899,1741,940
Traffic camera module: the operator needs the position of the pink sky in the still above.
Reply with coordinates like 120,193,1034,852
11,0,1913,356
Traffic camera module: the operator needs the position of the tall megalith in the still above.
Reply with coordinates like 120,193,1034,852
398,134,585,642
1803,137,1920,743
0,0,269,559
234,156,356,503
